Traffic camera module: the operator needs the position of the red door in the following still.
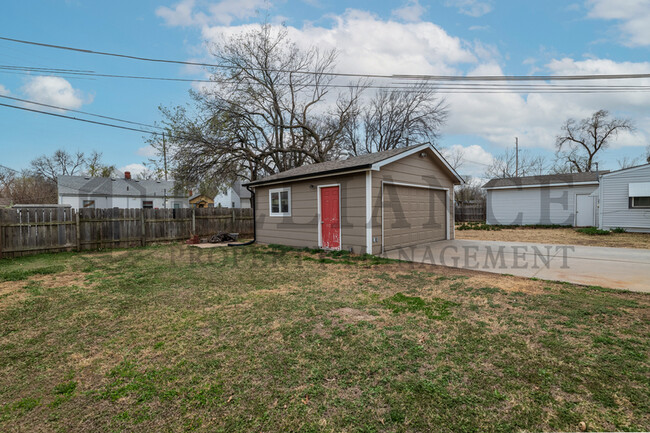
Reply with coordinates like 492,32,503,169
320,186,340,250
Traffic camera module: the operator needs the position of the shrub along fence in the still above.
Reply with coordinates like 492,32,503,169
0,207,253,258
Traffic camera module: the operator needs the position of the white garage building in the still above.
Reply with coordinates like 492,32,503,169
484,164,650,232
483,172,602,227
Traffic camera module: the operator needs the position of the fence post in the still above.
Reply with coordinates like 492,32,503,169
191,208,196,234
140,210,146,246
231,208,235,229
75,210,81,251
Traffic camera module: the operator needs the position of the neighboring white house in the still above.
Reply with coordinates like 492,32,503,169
57,172,190,210
599,163,650,233
213,180,252,208
483,172,604,227
484,165,650,232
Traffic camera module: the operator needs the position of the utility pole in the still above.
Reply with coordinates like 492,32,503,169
515,137,519,177
162,132,168,181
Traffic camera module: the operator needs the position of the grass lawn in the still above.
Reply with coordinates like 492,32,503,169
456,225,650,249
0,244,648,432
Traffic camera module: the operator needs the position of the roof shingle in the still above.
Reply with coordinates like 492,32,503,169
482,171,607,189
245,144,431,186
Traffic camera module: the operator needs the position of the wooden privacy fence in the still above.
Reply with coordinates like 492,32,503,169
455,201,486,223
0,207,254,258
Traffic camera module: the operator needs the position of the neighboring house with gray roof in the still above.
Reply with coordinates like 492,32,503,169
214,181,252,209
57,172,189,210
483,167,650,232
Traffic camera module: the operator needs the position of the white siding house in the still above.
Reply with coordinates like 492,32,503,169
599,164,650,232
57,174,190,210
213,181,252,208
484,172,602,226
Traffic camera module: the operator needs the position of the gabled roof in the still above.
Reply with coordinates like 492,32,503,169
483,171,607,190
232,180,251,198
246,143,463,187
57,175,185,197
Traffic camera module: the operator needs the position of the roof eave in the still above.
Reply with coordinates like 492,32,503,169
483,180,600,190
244,165,373,188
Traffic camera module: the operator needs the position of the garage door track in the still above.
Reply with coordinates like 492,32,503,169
383,239,650,292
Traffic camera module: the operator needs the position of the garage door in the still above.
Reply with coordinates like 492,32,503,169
383,184,447,251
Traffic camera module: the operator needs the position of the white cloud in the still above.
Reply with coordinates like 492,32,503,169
119,163,149,178
22,76,88,110
0,84,9,96
444,144,494,177
202,10,478,76
445,0,493,17
137,145,158,157
586,0,650,46
156,0,269,27
392,0,426,22
156,0,197,26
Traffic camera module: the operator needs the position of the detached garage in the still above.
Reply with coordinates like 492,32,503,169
483,172,603,227
245,143,463,254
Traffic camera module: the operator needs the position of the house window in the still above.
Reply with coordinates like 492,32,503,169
269,187,291,216
143,201,154,209
173,203,181,209
631,197,650,208
82,200,95,209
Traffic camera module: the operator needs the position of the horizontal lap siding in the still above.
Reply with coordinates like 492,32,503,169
486,185,599,226
600,165,650,232
384,185,446,250
372,150,455,254
254,172,368,253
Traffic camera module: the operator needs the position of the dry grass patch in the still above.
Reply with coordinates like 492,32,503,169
457,226,650,249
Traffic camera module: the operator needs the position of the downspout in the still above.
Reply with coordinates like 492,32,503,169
228,184,256,246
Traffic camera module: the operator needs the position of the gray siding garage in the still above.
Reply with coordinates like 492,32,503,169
246,143,463,255
484,172,601,227
599,164,650,233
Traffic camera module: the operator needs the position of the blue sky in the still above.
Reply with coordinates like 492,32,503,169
1,0,649,178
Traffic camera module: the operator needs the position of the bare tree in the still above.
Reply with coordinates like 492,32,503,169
30,149,86,183
0,169,57,204
617,156,641,170
555,110,634,172
440,146,465,171
85,151,117,177
485,148,546,178
454,176,485,202
345,84,447,156
156,24,363,187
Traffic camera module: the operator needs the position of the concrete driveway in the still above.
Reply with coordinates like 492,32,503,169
383,239,650,292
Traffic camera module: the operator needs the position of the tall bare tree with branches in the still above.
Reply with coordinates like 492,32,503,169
484,148,547,178
555,110,634,173
155,24,363,187
344,83,447,156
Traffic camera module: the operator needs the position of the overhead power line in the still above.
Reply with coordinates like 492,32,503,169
0,102,156,134
0,94,164,130
3,35,650,82
3,64,650,94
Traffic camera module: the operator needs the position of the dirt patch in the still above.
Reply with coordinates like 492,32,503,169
456,227,650,249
